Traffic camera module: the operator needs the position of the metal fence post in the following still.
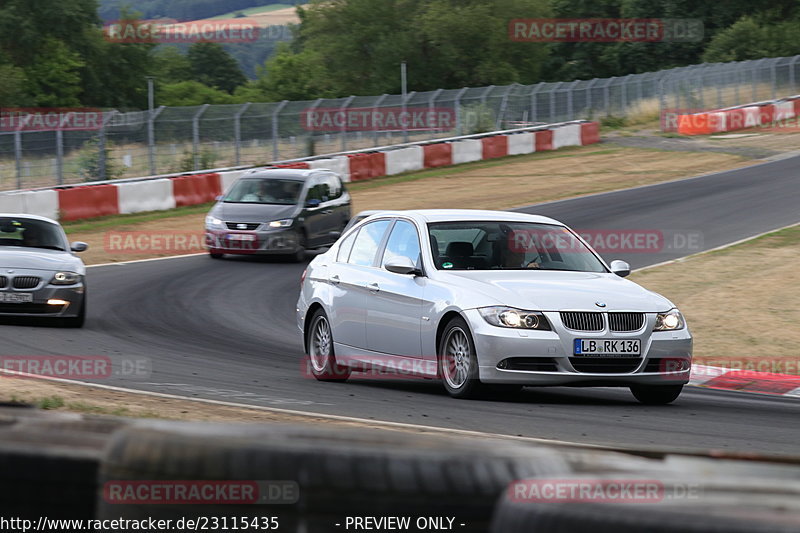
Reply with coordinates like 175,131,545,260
98,110,117,181
14,130,23,189
429,88,443,140
789,56,800,94
147,105,156,175
55,112,72,185
771,59,778,99
549,82,562,122
272,100,288,161
339,95,355,151
371,94,388,145
495,85,514,129
233,103,251,165
192,104,209,170
454,87,468,135
604,78,614,116
585,79,598,117
401,91,415,143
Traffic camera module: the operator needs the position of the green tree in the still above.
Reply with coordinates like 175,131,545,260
159,80,235,106
187,42,247,94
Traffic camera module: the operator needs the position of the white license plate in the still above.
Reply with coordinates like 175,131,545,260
574,339,641,356
0,293,33,303
226,234,256,242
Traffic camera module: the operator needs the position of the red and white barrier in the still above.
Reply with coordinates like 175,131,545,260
117,179,176,214
451,139,483,165
385,146,424,175
0,120,600,221
677,95,800,135
507,132,535,155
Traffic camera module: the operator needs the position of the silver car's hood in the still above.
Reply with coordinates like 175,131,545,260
441,270,674,312
0,247,82,273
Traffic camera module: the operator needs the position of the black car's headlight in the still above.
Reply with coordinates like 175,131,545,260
51,272,81,285
479,306,551,330
653,309,685,331
268,219,293,228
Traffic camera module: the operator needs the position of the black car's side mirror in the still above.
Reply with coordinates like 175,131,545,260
306,198,322,208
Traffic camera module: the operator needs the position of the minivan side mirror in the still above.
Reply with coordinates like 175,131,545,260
306,198,322,208
610,259,631,277
70,242,89,253
385,256,421,276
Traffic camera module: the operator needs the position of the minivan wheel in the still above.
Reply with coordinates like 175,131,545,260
307,309,351,382
630,384,683,405
290,230,306,262
438,317,484,399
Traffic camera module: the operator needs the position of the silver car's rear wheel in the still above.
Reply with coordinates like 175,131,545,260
438,317,483,399
307,310,350,382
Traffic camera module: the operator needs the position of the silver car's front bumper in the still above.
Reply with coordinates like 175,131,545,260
464,309,692,386
0,285,85,318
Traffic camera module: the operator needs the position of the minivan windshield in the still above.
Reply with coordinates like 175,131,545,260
223,178,303,205
428,221,607,272
0,217,66,251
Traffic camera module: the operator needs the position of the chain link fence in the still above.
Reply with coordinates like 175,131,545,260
2,55,799,191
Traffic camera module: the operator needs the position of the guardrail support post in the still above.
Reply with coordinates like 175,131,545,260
271,100,288,161
192,104,209,171
233,103,251,166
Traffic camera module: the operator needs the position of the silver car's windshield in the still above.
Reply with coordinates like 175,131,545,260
0,217,66,251
428,221,607,272
223,178,302,205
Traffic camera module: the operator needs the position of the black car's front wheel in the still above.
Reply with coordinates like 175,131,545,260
438,317,484,399
307,309,351,382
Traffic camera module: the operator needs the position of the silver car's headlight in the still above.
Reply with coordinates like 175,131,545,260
51,272,81,285
268,219,293,228
653,309,685,331
205,215,224,229
479,307,551,330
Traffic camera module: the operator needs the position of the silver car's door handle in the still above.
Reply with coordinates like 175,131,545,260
367,282,380,292
330,275,340,285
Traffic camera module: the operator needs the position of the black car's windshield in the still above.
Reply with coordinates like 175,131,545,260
428,221,607,272
0,217,66,251
223,178,302,205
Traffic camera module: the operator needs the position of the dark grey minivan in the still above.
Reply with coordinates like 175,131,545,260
204,169,351,261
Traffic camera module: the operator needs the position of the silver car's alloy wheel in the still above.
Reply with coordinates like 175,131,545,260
442,327,471,390
309,315,332,373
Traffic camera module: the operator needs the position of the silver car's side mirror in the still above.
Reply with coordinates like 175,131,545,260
385,257,420,276
610,260,630,277
70,242,89,253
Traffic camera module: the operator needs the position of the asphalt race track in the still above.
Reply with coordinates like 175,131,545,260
3,155,800,455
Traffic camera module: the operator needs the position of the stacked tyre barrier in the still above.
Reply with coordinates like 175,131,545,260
0,121,600,222
676,94,800,135
1,404,799,532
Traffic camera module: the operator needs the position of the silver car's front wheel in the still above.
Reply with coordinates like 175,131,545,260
438,317,483,399
307,310,350,382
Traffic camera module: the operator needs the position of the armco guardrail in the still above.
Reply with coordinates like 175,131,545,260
676,94,800,135
0,120,600,222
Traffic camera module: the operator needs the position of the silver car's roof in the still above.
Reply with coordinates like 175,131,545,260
364,209,563,226
0,213,61,225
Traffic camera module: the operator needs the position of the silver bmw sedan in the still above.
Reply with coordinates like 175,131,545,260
297,210,692,404
0,214,88,327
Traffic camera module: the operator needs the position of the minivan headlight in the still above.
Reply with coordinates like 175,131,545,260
51,272,81,285
479,307,551,330
269,219,293,228
205,215,224,229
654,309,685,331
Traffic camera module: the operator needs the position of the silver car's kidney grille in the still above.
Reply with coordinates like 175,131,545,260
608,312,645,332
560,312,604,332
225,222,260,230
12,276,40,289
0,276,6,288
